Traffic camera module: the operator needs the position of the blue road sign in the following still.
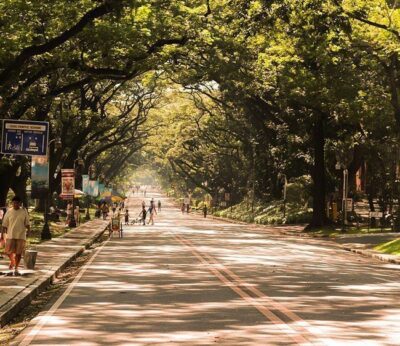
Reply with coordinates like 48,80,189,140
1,119,49,156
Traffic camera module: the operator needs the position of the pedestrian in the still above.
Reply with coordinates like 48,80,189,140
66,201,73,225
186,203,190,214
74,206,80,226
102,203,109,220
158,200,161,212
203,204,208,218
125,209,129,225
181,203,185,214
148,203,157,225
139,206,147,226
1,196,30,276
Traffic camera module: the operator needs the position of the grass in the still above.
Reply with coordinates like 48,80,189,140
374,239,400,255
25,208,97,248
213,200,313,225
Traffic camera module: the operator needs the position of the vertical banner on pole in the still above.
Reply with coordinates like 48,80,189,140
61,169,75,200
82,175,89,194
92,180,99,197
31,156,49,199
98,183,105,195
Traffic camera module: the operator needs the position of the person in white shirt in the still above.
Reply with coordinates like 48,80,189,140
1,196,30,276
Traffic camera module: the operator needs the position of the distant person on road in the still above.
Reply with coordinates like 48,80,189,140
125,209,129,225
158,200,161,212
1,196,30,276
203,205,208,218
148,204,157,225
186,203,190,214
181,203,185,214
139,206,147,226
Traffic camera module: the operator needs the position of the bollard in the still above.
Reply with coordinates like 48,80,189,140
24,250,38,270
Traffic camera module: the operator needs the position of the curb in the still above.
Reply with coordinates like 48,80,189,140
0,221,109,327
342,246,400,265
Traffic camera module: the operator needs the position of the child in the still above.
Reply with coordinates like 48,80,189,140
125,209,129,225
138,206,147,226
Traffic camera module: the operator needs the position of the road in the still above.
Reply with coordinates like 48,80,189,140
13,193,400,345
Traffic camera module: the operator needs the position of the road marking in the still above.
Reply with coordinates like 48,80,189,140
178,234,338,346
18,236,111,346
172,233,314,345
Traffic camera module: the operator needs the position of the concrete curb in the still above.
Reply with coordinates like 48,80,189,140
342,246,400,265
0,221,108,327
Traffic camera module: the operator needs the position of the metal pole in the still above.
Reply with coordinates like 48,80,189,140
41,197,51,240
283,175,287,219
342,169,348,231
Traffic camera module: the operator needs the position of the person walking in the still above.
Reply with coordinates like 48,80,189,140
124,209,129,225
186,203,190,214
158,200,161,212
102,203,109,220
1,196,30,276
148,203,157,225
203,204,208,218
66,201,73,225
181,203,185,214
139,206,147,226
74,205,80,226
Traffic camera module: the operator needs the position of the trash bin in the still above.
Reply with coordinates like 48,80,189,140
24,250,38,270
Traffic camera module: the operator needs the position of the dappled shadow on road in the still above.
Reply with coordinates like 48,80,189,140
21,195,400,345
25,229,294,345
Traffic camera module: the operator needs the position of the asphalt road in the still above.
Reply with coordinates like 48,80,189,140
13,193,400,345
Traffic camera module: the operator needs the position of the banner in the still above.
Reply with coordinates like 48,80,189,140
82,175,89,194
98,183,105,195
88,180,99,197
92,180,99,197
31,156,49,199
61,169,75,200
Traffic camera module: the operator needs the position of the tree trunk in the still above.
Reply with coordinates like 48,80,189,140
306,113,330,230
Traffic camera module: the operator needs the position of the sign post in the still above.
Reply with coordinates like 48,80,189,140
1,119,49,156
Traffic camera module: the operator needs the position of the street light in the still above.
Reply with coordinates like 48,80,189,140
41,137,61,240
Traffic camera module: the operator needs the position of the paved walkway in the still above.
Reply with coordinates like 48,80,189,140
0,219,109,327
12,193,400,345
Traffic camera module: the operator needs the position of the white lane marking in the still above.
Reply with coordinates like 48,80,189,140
18,236,111,346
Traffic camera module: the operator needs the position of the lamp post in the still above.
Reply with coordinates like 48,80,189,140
41,138,62,240
279,173,288,218
85,165,95,221
68,157,84,228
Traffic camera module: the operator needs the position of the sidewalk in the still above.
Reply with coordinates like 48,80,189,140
0,219,109,327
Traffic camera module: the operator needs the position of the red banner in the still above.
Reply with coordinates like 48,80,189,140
60,169,75,200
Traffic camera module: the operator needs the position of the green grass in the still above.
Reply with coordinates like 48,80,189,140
374,239,400,255
26,208,97,248
213,200,312,225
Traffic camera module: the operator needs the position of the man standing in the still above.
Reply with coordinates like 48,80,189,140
1,196,30,276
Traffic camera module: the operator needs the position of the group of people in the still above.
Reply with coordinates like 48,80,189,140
137,199,161,226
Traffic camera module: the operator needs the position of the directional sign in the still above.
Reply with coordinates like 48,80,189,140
1,119,49,156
